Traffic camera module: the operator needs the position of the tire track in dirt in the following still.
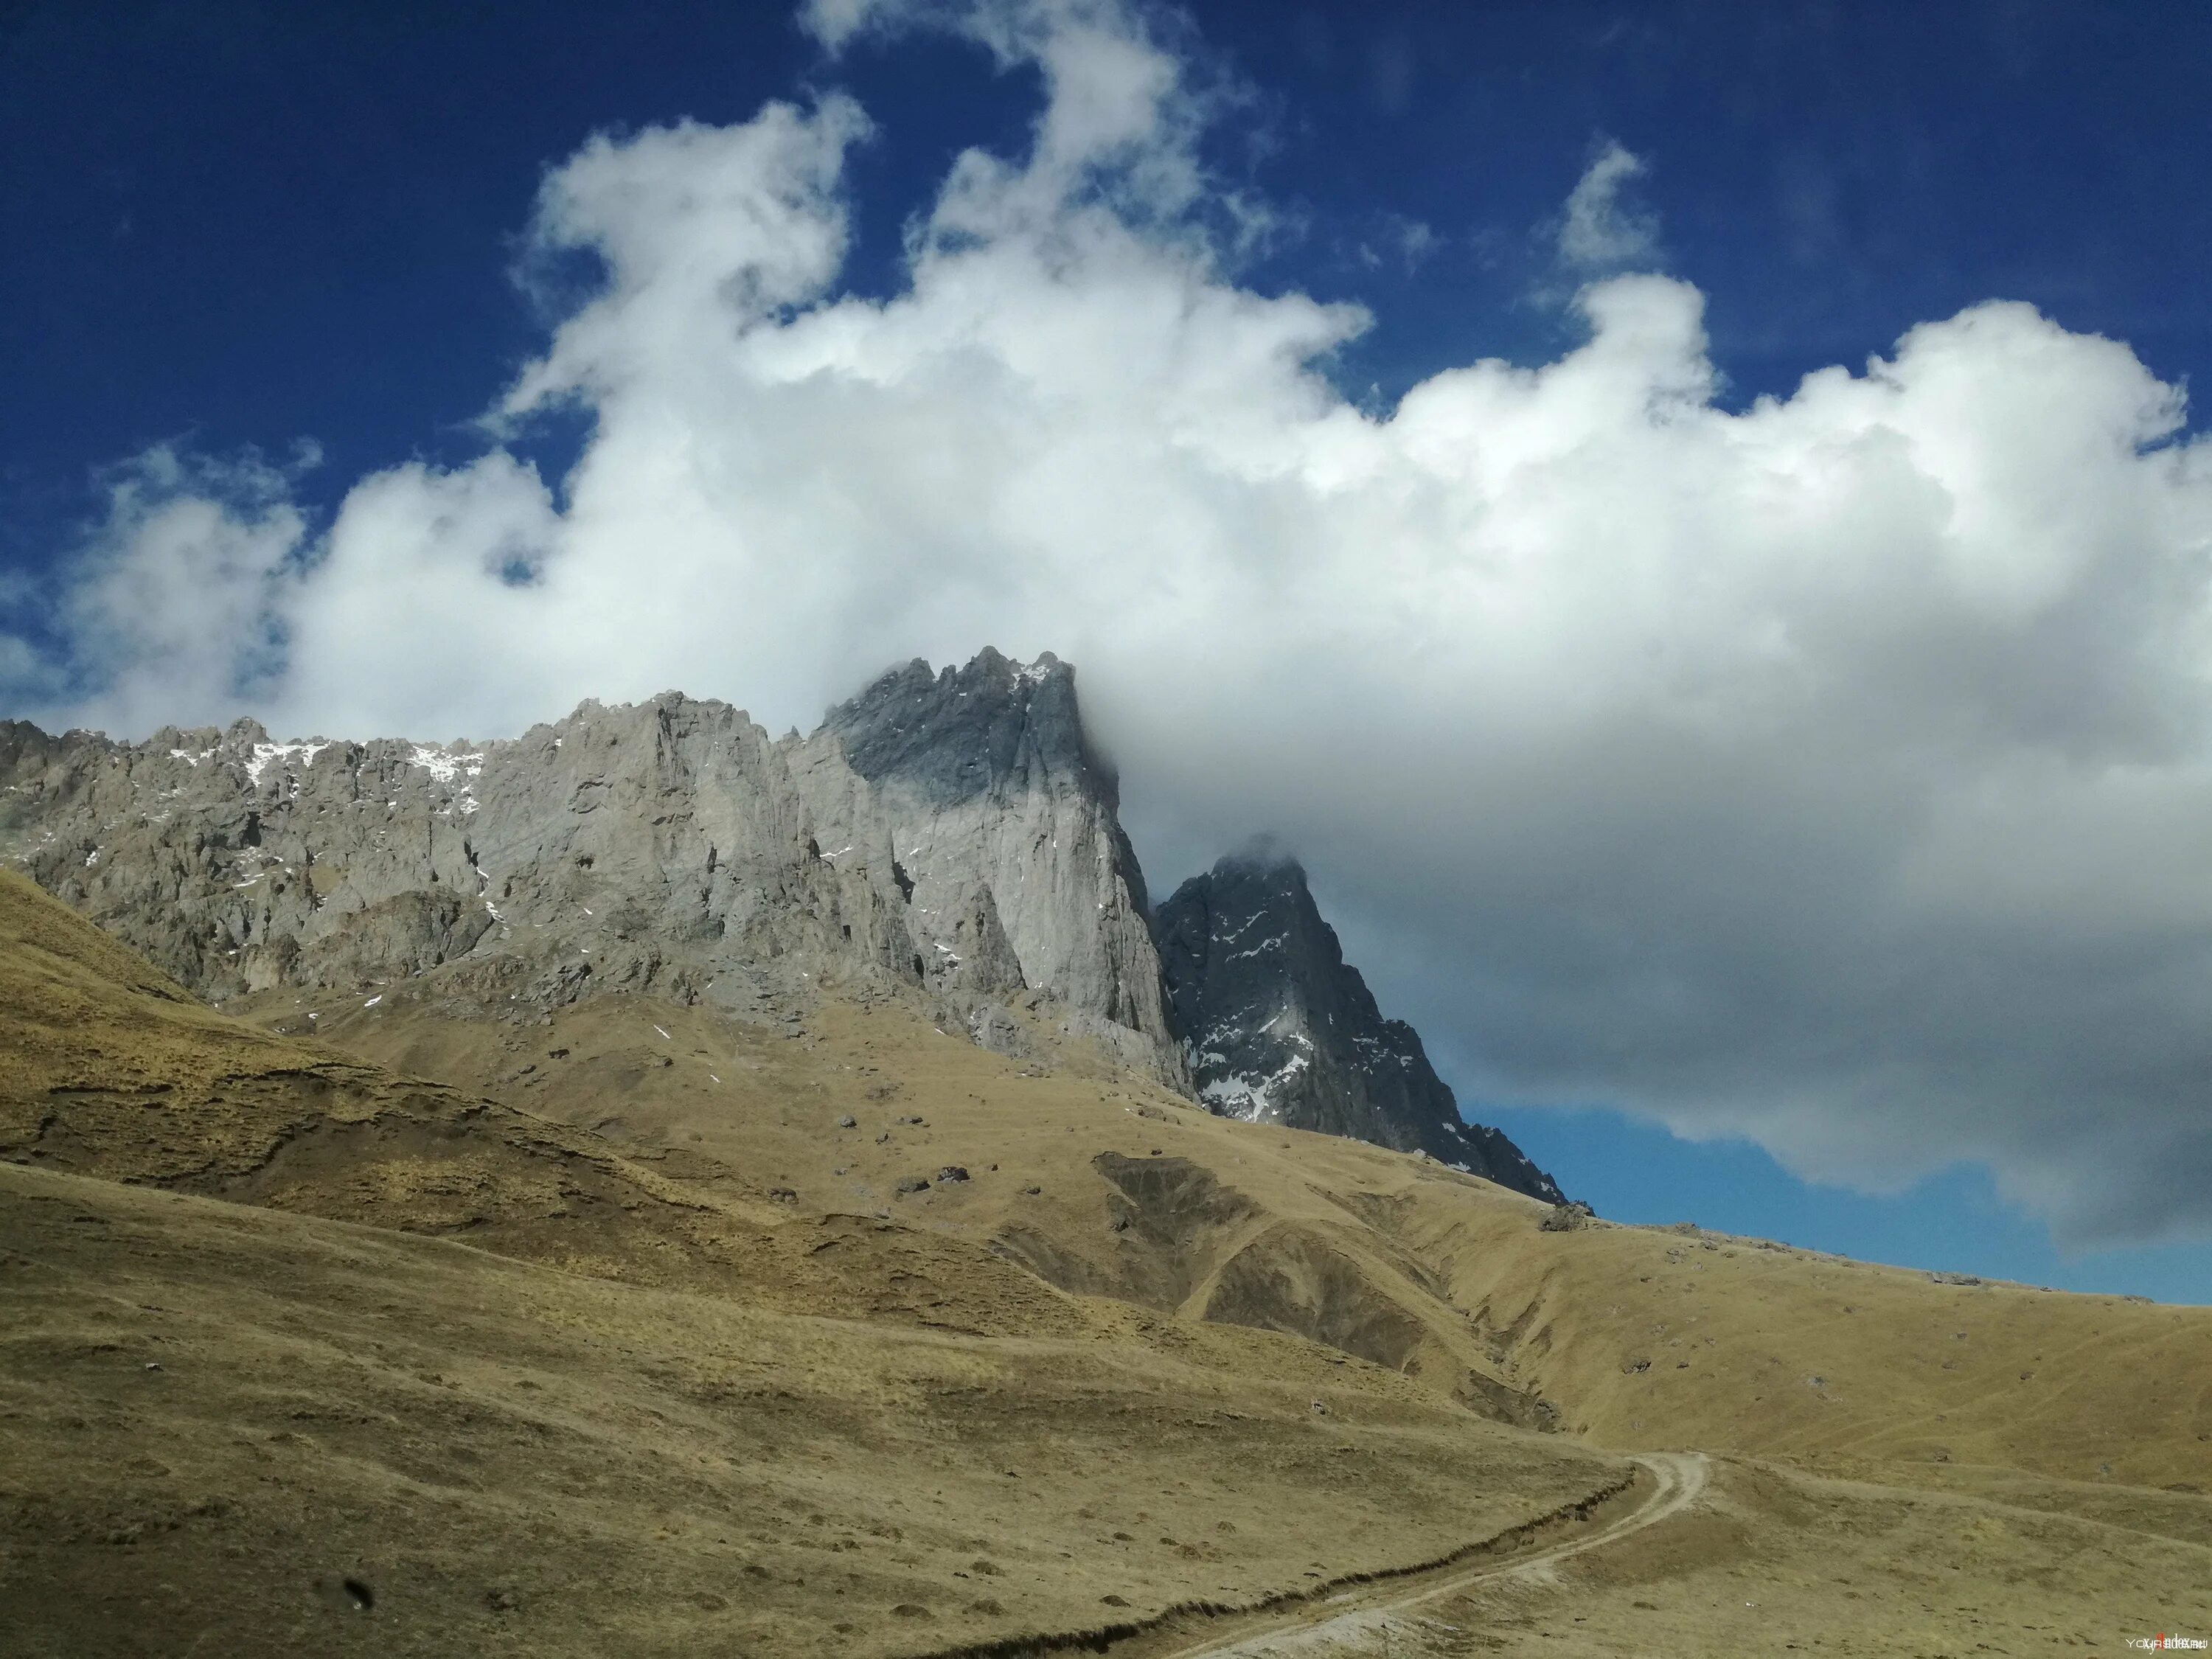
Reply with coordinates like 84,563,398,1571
900,1453,1705,1659
1157,1452,1708,1658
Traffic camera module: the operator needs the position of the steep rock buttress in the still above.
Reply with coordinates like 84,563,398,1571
1153,851,1564,1201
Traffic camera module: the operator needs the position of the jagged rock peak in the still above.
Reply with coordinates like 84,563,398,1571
1153,848,1565,1204
803,649,1178,1085
821,648,1115,810
0,654,1188,1092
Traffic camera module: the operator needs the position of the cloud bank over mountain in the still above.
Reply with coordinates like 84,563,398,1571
10,0,2212,1246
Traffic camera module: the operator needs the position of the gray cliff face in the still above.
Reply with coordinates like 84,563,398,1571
802,649,1180,1082
1152,852,1565,1203
0,652,1185,1086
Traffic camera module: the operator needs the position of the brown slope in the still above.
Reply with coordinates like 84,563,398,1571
256,950,2212,1496
0,1161,1632,1659
247,970,1568,1427
10,867,2212,1653
0,868,1071,1335
0,870,1641,1658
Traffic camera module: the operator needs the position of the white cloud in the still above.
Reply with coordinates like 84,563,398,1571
1557,139,1658,268
20,445,313,736
13,0,2212,1248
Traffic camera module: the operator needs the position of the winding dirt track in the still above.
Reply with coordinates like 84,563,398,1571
1157,1452,1710,1658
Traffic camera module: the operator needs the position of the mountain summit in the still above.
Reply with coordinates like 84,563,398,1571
812,648,1180,1079
0,650,1183,1086
1153,851,1564,1203
4,650,1555,1186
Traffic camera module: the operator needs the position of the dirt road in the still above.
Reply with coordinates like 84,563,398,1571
1156,1452,1710,1658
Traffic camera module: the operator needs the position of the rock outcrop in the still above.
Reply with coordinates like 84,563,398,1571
801,649,1180,1082
1,650,1562,1179
0,650,1186,1086
1153,851,1564,1202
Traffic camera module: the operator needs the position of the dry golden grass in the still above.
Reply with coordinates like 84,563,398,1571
265,956,2212,1489
1421,1455,2212,1657
10,866,2212,1655
0,1162,1625,1659
0,868,1631,1657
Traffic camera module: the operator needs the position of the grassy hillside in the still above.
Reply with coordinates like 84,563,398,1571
9,865,2212,1655
261,951,2212,1489
1,1161,1635,1659
0,866,1635,1657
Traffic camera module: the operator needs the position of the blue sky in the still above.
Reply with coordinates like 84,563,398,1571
10,1,2209,545
1478,1103,2212,1306
5,0,2211,1301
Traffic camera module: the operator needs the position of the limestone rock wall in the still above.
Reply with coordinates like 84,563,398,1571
804,650,1184,1084
0,653,1186,1087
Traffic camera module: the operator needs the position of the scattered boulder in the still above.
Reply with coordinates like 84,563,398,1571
1539,1202,1593,1233
936,1165,970,1183
836,1114,856,1129
894,1175,931,1196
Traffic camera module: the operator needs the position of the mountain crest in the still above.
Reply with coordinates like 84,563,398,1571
822,649,1111,809
5,654,1551,1180
0,652,1183,1086
1154,849,1564,1203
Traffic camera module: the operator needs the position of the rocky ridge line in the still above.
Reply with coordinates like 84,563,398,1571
1152,850,1564,1203
0,649,1184,1088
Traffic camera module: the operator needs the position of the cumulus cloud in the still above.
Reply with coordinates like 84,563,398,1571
1557,139,1658,268
8,0,2212,1247
27,445,315,736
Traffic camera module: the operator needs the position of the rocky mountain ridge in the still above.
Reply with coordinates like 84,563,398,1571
1154,852,1564,1202
2,647,1554,1190
0,648,1183,1086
